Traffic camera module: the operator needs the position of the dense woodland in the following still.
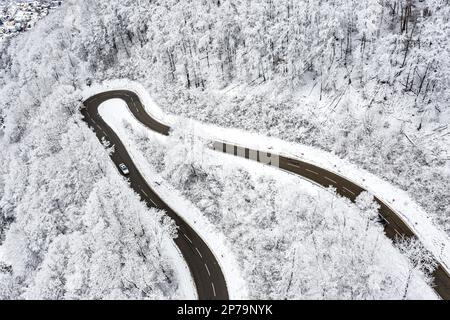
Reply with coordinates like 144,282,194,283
77,0,450,231
80,0,449,99
0,0,449,299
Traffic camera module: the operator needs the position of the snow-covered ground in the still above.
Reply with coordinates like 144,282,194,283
85,80,450,277
95,86,438,299
161,237,197,299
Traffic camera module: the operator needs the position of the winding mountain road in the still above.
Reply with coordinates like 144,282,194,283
82,91,228,300
82,90,450,300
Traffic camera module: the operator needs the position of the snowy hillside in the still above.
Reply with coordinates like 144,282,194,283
0,0,449,300
63,0,450,233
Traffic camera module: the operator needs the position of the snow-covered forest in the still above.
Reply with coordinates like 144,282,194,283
82,0,449,233
0,0,449,299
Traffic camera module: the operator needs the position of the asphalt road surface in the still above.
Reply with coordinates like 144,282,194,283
82,90,450,300
82,91,228,300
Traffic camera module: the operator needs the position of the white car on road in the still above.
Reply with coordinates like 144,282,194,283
119,163,129,175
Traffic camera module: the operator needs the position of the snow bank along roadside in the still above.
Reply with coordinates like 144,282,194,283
97,99,197,300
162,237,197,299
82,80,450,275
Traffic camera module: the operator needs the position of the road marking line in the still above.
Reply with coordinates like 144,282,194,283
306,168,318,175
211,283,216,297
149,198,157,206
183,233,193,244
205,264,211,277
195,247,203,258
343,187,355,195
287,162,299,168
91,119,97,125
324,176,337,185
379,215,390,225
394,229,402,237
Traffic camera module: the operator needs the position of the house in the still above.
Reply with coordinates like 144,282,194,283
0,0,65,40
